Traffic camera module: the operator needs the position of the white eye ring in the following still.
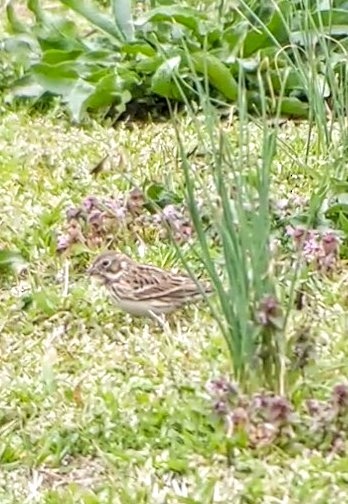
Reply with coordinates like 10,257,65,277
101,259,110,268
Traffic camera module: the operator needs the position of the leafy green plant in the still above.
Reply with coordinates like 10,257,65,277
173,106,285,392
3,0,348,122
167,16,347,392
0,249,27,276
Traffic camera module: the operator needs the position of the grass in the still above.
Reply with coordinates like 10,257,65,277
0,104,348,503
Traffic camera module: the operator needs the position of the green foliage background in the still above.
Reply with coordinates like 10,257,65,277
3,0,348,121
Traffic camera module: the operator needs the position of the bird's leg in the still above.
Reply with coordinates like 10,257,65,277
148,310,167,329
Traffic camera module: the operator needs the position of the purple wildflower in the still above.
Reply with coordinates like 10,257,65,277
256,295,281,327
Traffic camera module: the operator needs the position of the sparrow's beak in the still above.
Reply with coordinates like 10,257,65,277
86,265,95,276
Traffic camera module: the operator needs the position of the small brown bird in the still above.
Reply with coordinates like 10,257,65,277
87,251,212,318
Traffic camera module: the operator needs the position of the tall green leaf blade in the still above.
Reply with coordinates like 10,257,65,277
58,0,124,42
112,0,135,41
28,0,78,39
6,4,30,34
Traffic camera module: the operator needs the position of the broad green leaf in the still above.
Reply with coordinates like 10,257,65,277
136,6,205,37
2,34,41,67
242,11,289,57
191,52,238,101
65,78,96,122
151,55,183,100
42,49,83,65
329,179,348,193
278,97,309,117
326,202,348,216
32,62,79,95
117,67,141,86
35,34,84,53
92,88,131,113
144,181,182,209
136,55,166,74
86,68,111,84
59,0,124,42
222,21,249,51
32,289,60,316
7,78,45,99
0,250,26,271
121,42,156,57
86,74,132,109
268,68,305,92
339,212,348,234
80,49,119,61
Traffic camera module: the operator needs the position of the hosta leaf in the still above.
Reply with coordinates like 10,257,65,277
136,6,205,37
151,55,183,100
77,50,121,68
278,97,309,117
59,0,124,42
121,42,156,57
32,62,79,95
65,78,96,122
7,77,45,99
42,49,83,65
2,34,41,67
268,69,304,92
191,52,238,101
86,68,111,84
242,11,289,57
136,55,166,74
86,74,132,109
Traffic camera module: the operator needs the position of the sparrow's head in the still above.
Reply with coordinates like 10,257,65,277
87,251,132,283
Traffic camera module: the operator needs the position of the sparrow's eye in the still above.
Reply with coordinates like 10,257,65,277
101,259,110,268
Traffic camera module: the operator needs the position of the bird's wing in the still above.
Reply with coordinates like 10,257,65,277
133,273,210,300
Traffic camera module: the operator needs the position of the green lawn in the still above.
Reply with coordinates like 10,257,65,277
0,107,347,503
